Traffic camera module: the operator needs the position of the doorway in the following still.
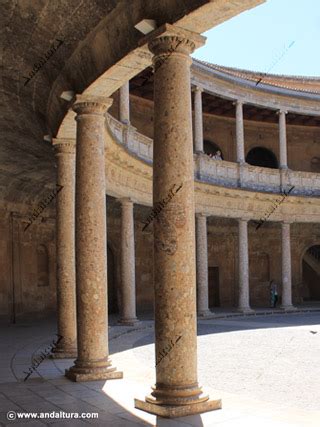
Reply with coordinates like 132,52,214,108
107,245,119,313
208,267,220,308
302,245,320,301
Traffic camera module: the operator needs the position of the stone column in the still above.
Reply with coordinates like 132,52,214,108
52,138,77,358
65,95,122,382
278,110,288,169
238,219,253,313
193,86,204,153
135,24,221,418
119,81,130,124
196,213,211,317
119,197,139,325
281,222,295,310
235,100,245,164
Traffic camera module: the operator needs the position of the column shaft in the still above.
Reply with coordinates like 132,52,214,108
65,95,122,382
135,26,221,418
196,214,210,316
235,101,245,163
52,139,77,358
119,81,130,124
279,110,288,168
194,87,203,153
238,219,252,312
119,198,138,325
281,222,293,309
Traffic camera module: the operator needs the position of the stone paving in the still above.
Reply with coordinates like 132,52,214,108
0,311,319,426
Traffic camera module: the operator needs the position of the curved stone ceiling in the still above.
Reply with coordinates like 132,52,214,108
0,0,265,206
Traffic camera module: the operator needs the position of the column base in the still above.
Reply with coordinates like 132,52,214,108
237,307,255,314
51,343,77,359
197,310,214,318
118,318,140,326
51,349,77,359
65,358,123,382
281,305,297,312
134,396,222,418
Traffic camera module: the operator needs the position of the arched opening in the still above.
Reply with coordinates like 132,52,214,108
302,245,320,301
246,147,278,169
203,140,224,159
107,245,119,314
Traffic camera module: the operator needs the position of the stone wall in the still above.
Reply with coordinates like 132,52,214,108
0,207,56,322
0,201,318,321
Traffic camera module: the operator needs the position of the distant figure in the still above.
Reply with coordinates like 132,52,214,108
207,152,214,159
270,280,278,308
213,150,222,160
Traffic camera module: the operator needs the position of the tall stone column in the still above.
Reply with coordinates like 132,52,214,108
135,24,221,418
238,219,253,313
52,138,77,358
65,95,122,382
119,197,139,325
278,109,288,169
281,222,295,310
196,213,211,317
119,81,130,124
235,100,245,164
193,86,204,153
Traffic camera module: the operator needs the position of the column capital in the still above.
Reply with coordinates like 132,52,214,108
233,99,245,107
119,197,134,206
196,212,208,219
52,138,76,155
145,23,205,59
72,95,113,116
277,109,288,115
192,85,204,93
238,217,249,223
282,220,292,225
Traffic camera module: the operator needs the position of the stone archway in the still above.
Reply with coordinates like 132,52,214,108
246,146,278,169
301,245,320,301
107,244,119,314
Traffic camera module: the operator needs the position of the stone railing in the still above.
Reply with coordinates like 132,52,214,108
106,114,320,197
106,114,153,162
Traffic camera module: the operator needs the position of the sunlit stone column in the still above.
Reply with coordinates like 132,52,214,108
119,81,130,124
135,24,221,418
193,86,204,153
66,95,122,382
281,222,295,310
278,109,288,169
238,219,253,313
119,197,139,325
196,213,211,317
235,100,245,164
52,138,77,358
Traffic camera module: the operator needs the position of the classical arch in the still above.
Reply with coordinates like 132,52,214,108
246,146,278,169
301,245,320,301
204,140,224,159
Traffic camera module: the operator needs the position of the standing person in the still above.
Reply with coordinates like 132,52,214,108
270,280,278,308
215,150,222,160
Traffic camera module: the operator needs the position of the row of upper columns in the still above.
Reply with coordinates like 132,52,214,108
51,25,222,417
193,87,289,168
196,214,295,315
117,79,289,169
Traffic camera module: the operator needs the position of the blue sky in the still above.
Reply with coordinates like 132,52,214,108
192,0,320,77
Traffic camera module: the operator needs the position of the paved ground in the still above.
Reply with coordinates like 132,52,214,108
0,312,319,426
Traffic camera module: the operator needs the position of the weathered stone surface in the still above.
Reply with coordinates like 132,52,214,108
51,138,77,358
65,96,122,382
